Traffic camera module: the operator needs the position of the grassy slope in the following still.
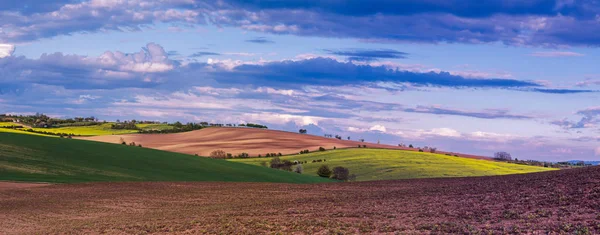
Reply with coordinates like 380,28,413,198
0,133,330,184
231,148,557,181
0,123,174,136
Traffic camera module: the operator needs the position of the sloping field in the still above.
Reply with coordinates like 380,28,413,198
1,167,598,234
80,127,490,159
0,133,330,184
232,148,556,181
0,123,173,136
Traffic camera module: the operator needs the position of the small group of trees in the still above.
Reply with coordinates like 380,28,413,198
317,165,355,181
357,144,367,148
209,150,249,159
239,123,268,129
494,152,512,161
119,138,142,147
270,157,303,173
299,129,307,134
299,149,310,154
319,147,326,151
260,153,282,157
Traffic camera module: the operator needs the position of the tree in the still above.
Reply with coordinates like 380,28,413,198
409,144,413,148
210,150,227,159
270,157,282,168
294,164,304,174
299,129,307,134
319,146,326,151
317,165,332,178
494,152,512,161
347,136,350,140
331,166,350,181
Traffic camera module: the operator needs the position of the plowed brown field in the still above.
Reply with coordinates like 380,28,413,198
2,167,598,234
80,127,489,159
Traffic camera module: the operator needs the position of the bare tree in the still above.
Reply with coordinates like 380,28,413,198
494,152,512,161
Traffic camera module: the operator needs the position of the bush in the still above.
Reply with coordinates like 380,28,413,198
409,144,413,148
331,166,350,181
210,150,227,159
294,164,304,174
270,157,282,168
333,146,336,150
317,165,332,178
418,149,424,152
319,146,326,151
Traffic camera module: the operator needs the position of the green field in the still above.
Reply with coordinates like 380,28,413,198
0,133,330,184
231,148,557,181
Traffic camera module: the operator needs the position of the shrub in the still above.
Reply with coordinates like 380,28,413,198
294,164,304,174
281,160,293,171
138,144,142,147
317,165,332,178
319,147,326,151
333,146,336,150
409,144,413,148
418,149,424,152
332,166,350,181
210,150,227,159
270,157,282,168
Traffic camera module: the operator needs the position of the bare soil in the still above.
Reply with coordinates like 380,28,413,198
80,127,489,159
2,167,598,234
0,182,49,191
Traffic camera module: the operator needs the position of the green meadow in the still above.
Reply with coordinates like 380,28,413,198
231,148,557,181
0,133,331,184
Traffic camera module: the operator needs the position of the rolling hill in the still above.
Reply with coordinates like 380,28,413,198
0,133,330,184
231,148,556,181
80,127,490,159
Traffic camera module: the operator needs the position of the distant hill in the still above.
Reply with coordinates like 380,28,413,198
80,127,491,160
0,133,330,184
232,148,556,181
566,160,600,166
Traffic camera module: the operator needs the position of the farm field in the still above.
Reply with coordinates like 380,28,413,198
0,127,53,137
232,148,556,181
0,133,330,184
81,127,490,159
0,123,174,136
1,166,598,234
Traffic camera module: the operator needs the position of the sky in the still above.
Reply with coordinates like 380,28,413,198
1,0,600,161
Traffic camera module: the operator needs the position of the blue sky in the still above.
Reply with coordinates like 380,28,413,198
1,0,600,161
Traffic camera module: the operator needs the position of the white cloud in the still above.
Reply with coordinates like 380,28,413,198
529,51,585,57
0,44,15,58
369,125,387,132
255,87,294,96
243,112,323,126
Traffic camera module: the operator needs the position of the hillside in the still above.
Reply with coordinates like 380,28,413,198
232,148,556,181
1,166,598,234
80,127,490,159
0,133,330,184
0,122,174,136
